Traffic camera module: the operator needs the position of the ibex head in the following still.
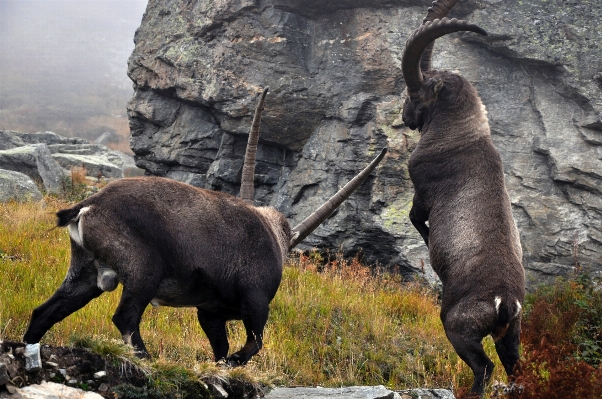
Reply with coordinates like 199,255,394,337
401,18,487,132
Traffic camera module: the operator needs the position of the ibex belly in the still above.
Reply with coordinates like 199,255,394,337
151,278,241,317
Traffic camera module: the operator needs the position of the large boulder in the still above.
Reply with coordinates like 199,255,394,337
0,131,143,181
48,143,138,179
0,130,87,150
126,0,602,284
0,169,43,202
0,144,65,194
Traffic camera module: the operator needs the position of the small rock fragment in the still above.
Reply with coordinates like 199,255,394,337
207,382,229,398
0,363,9,385
45,361,60,368
24,343,42,371
98,383,110,392
68,379,78,384
93,370,107,379
59,368,68,377
6,383,17,394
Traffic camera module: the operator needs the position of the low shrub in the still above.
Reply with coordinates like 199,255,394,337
513,273,602,398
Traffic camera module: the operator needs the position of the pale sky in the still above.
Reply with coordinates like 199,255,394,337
0,0,148,136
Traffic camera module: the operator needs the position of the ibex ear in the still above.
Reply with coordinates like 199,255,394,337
426,78,444,97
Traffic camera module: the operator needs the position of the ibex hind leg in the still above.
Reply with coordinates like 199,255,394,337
110,250,164,359
494,318,521,378
227,292,270,366
444,317,494,398
196,309,229,362
24,242,103,343
447,332,493,397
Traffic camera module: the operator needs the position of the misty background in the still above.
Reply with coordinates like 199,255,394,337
0,0,148,153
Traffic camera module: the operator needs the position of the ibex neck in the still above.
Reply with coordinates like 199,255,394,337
421,95,490,150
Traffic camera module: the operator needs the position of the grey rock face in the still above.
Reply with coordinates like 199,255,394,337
0,169,43,202
127,0,602,284
0,144,65,193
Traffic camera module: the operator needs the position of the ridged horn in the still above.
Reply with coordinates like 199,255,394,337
240,87,269,204
289,148,387,249
402,18,487,96
420,0,459,72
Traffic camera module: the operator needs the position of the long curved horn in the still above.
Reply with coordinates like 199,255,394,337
240,87,269,204
402,18,487,96
289,148,387,249
420,0,459,72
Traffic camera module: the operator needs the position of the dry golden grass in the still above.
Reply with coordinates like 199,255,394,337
70,165,88,186
0,199,510,396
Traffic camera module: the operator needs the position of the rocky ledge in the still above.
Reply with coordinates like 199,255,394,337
0,131,143,201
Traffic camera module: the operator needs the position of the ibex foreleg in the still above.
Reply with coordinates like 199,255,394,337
24,242,103,344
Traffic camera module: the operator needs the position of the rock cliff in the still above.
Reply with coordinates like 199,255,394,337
127,0,602,285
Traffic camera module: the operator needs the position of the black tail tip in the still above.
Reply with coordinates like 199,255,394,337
56,208,79,227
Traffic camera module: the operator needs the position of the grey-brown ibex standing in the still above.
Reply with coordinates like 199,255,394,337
401,2,525,396
24,87,387,366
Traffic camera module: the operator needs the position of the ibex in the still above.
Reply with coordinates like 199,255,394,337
401,3,525,397
24,88,387,365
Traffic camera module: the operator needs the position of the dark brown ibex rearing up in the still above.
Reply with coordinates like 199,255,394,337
23,87,387,366
401,12,525,398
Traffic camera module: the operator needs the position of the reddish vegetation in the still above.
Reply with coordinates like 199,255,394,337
512,279,602,399
456,276,602,399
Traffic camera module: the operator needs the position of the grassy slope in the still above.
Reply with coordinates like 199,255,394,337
0,199,507,395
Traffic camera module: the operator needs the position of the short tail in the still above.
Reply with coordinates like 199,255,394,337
493,296,523,341
56,205,85,227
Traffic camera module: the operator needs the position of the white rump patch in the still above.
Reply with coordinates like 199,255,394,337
515,300,523,317
495,296,502,313
67,206,90,247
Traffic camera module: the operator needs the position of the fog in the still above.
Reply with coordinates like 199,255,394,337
0,0,147,148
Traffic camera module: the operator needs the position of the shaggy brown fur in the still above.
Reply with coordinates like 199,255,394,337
402,19,525,397
24,177,290,365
